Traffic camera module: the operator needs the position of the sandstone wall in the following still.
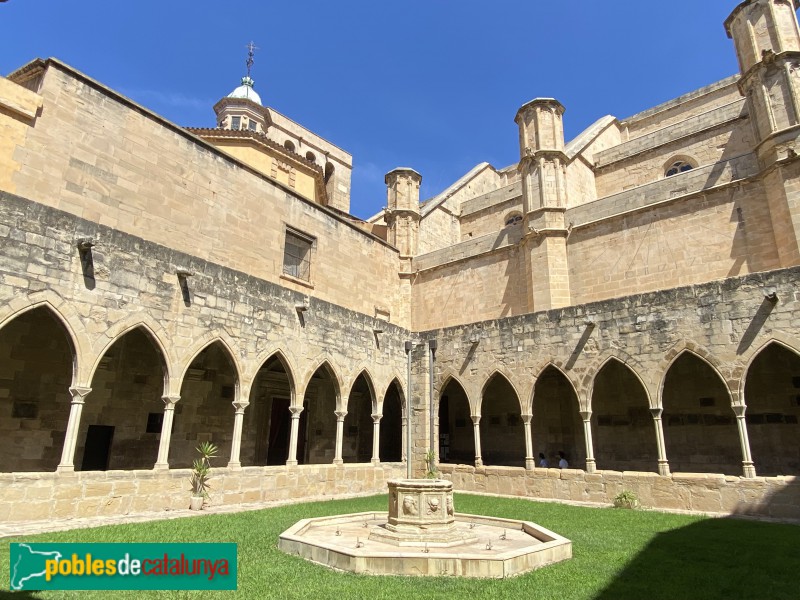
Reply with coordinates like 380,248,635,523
4,62,402,326
0,463,405,523
441,464,800,520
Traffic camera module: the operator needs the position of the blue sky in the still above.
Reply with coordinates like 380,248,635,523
2,2,741,219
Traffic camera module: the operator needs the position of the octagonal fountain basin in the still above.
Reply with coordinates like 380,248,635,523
278,479,571,578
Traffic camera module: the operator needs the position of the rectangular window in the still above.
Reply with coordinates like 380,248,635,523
248,119,257,131
231,116,241,130
282,228,314,282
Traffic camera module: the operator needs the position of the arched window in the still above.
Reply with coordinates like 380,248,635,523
284,140,296,152
306,151,316,163
504,212,523,227
665,158,695,177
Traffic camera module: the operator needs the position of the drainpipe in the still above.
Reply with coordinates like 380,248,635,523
405,340,413,479
428,339,437,463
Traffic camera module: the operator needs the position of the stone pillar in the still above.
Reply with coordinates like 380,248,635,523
154,394,180,470
401,415,408,462
228,401,249,469
286,405,304,466
515,98,572,311
57,386,92,473
522,413,535,470
733,404,757,478
371,413,382,465
580,411,596,473
334,410,347,465
650,408,670,476
471,415,483,468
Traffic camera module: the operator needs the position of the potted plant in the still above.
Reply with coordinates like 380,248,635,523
189,441,218,510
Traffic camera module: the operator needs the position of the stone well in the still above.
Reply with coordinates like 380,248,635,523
278,478,572,578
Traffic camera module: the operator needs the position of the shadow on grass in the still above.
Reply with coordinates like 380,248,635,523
594,485,800,600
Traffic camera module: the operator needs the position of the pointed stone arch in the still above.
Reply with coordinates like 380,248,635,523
342,369,376,463
438,370,475,414
589,355,658,472
0,299,81,472
479,370,526,467
660,345,740,475
300,357,344,407
242,348,298,467
248,347,299,404
531,361,584,410
586,353,654,410
531,363,586,468
345,366,378,412
438,371,475,465
178,332,243,396
584,350,654,409
478,369,525,414
298,358,342,465
741,338,800,475
658,345,733,409
88,317,173,392
739,331,800,403
379,377,405,463
0,293,88,386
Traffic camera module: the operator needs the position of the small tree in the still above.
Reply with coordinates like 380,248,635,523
425,449,439,479
190,441,219,500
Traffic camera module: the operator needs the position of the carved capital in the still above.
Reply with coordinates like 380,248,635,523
732,404,747,418
289,405,304,417
470,415,481,425
649,407,664,419
161,394,181,409
579,410,592,422
69,386,92,404
335,410,348,421
371,413,383,423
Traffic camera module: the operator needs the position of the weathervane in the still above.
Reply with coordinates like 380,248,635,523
245,41,258,77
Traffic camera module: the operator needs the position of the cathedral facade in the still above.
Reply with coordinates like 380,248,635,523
1,0,799,522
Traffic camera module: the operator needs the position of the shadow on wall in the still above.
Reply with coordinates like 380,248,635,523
593,482,800,600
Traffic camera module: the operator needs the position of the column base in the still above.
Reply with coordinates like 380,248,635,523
227,461,242,470
657,461,671,476
333,459,343,465
371,458,381,466
474,458,483,468
742,462,757,478
153,462,169,471
286,460,298,467
525,458,535,470
585,458,596,473
56,464,75,474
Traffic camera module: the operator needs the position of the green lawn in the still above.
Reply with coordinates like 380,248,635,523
2,494,798,599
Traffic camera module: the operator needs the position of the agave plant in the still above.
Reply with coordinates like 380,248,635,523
189,441,219,499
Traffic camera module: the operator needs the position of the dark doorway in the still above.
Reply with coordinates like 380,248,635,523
380,379,403,462
80,425,114,471
438,379,473,464
266,398,291,465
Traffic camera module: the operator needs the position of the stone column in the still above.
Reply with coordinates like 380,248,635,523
580,410,596,473
471,415,483,468
333,410,347,465
401,415,408,462
371,413,382,465
733,404,757,478
227,401,249,469
154,394,180,470
650,408,670,476
522,413,535,470
286,405,304,466
57,386,92,473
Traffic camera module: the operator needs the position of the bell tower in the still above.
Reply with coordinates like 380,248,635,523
727,0,800,265
515,98,571,311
